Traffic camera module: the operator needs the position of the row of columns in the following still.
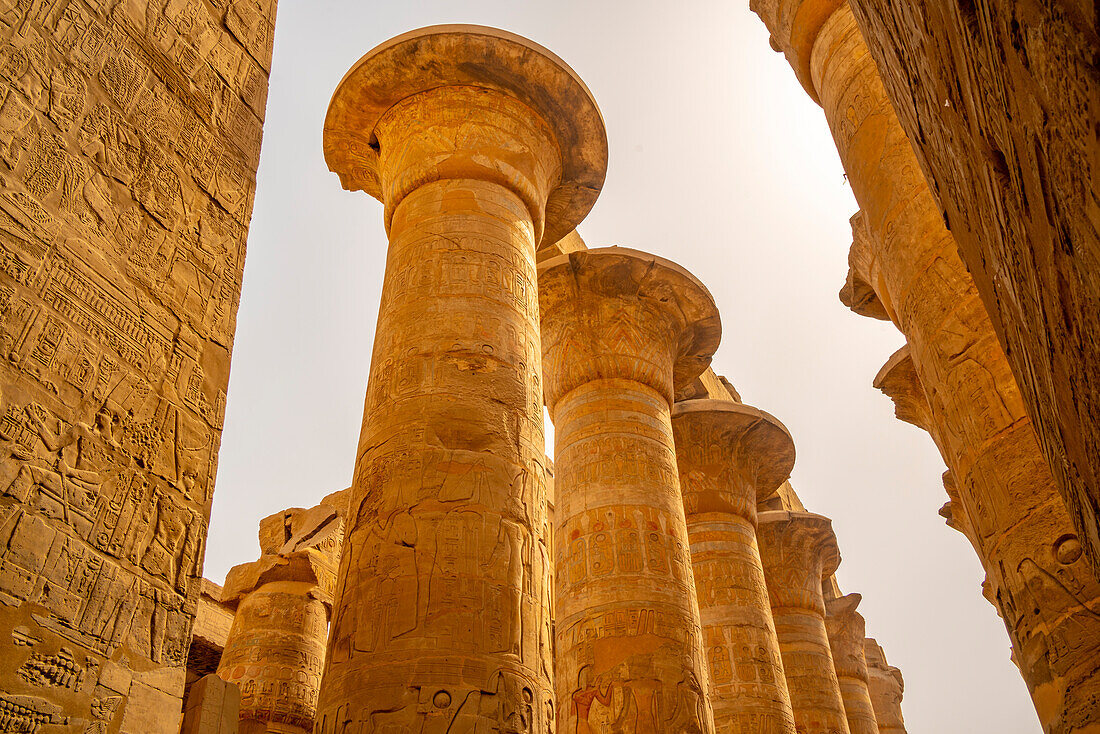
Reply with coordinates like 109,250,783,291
747,1,1100,731
270,22,911,734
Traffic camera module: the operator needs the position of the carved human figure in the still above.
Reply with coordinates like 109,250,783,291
314,25,607,733
672,399,798,734
757,510,849,734
749,2,1100,729
539,247,721,734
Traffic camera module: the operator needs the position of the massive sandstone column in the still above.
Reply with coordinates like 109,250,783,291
824,593,879,734
315,26,607,732
539,247,721,733
862,639,906,734
217,504,343,734
757,510,849,734
749,2,1100,729
671,398,798,733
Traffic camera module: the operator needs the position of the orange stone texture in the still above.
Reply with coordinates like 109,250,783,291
0,0,275,730
748,1,1100,730
863,638,906,734
314,26,607,733
672,399,798,734
217,504,343,734
539,247,721,733
846,0,1100,572
757,510,848,734
824,592,879,734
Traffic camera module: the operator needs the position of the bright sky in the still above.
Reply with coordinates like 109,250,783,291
205,2,1040,731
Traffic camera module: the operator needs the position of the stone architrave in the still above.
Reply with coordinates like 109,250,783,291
315,26,607,733
824,593,879,734
0,0,276,729
217,504,344,734
749,2,1100,729
757,510,849,734
539,247,721,734
863,639,906,734
671,398,798,733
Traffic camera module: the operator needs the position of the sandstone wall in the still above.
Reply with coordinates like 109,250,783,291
0,0,275,731
847,0,1100,569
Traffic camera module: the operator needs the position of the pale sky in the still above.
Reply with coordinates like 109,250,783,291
205,2,1040,731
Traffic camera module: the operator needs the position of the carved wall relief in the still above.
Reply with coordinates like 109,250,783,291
0,0,275,730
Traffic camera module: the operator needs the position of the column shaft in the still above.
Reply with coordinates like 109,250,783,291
673,399,798,734
218,582,328,734
758,512,849,734
540,247,721,734
322,175,551,727
555,379,710,732
825,595,879,734
690,515,796,733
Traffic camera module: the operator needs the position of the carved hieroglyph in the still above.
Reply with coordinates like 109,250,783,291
757,510,849,734
672,398,798,734
0,0,274,731
862,638,905,734
315,25,607,733
824,593,879,734
539,247,721,734
217,504,343,734
749,1,1100,729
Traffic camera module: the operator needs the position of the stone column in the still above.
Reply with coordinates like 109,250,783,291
316,25,607,732
217,505,344,734
757,510,849,734
750,3,1100,729
863,639,906,734
824,593,879,734
539,247,721,734
672,399,798,733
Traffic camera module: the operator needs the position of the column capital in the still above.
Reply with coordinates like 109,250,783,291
840,210,892,321
825,592,869,681
874,346,934,434
222,505,344,613
749,0,844,102
757,510,841,613
539,247,721,411
672,398,795,519
323,24,608,246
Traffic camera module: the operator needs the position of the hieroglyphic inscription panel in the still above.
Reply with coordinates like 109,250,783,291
0,0,275,731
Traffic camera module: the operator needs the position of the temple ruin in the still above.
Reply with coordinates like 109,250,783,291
0,3,1097,733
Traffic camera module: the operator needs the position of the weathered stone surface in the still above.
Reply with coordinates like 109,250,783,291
847,0,1100,574
181,673,240,734
315,25,606,733
0,0,275,730
757,510,849,734
863,638,906,734
749,2,1100,729
540,246,720,733
218,504,342,734
673,398,797,734
824,593,879,734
